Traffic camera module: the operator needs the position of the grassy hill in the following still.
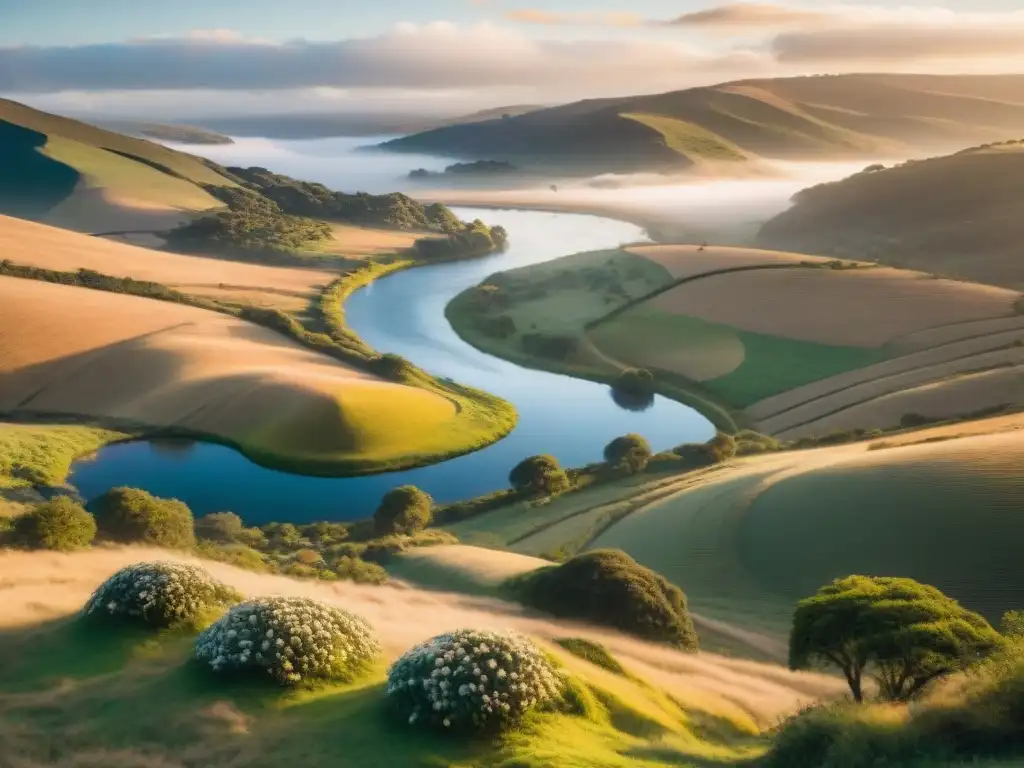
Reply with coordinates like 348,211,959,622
0,98,235,231
447,244,1024,437
380,74,1024,175
0,546,850,768
758,140,1024,289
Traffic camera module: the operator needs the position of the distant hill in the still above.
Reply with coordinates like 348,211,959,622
97,120,234,145
380,74,1024,175
193,104,544,140
0,98,236,232
758,140,1024,289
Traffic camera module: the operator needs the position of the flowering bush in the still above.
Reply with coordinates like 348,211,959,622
195,596,379,686
387,629,565,732
84,561,241,628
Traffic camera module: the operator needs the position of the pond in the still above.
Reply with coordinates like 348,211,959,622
69,205,714,523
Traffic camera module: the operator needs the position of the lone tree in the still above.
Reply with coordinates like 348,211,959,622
790,575,1003,702
89,487,196,549
13,497,96,551
509,454,570,497
374,485,433,536
604,433,653,474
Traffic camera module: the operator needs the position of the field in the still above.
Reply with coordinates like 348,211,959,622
0,214,336,310
619,113,749,163
317,224,427,258
0,277,487,474
0,547,851,768
450,243,1024,433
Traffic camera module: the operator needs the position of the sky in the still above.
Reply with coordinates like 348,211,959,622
2,0,1023,118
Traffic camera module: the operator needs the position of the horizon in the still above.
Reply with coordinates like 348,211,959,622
4,1,1024,120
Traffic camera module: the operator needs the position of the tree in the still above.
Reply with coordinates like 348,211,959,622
374,485,433,536
90,487,195,549
604,434,652,474
13,497,96,551
509,454,570,496
195,511,244,543
790,575,1003,702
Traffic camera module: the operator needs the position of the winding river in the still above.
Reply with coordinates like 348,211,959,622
69,206,714,523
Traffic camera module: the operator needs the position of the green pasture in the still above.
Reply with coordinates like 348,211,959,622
620,113,748,162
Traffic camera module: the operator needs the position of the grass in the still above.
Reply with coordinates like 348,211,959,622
0,421,129,516
0,551,788,768
620,113,748,163
591,307,889,407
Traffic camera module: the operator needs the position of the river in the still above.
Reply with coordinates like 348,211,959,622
67,136,863,523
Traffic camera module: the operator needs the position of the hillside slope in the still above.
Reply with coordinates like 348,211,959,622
0,98,234,231
758,140,1024,289
381,74,1024,174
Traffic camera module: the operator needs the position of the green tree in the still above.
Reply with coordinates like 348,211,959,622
509,454,570,496
13,497,96,551
195,511,244,543
604,433,653,474
373,485,433,536
790,575,1003,702
90,487,195,549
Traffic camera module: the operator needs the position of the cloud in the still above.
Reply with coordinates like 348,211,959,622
668,3,830,28
773,18,1024,63
505,9,644,27
0,23,763,95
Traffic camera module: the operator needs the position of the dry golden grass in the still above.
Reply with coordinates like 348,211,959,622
318,224,425,258
756,347,1024,435
624,244,833,279
40,185,200,233
0,278,457,465
648,268,1017,347
0,547,846,725
889,315,1024,352
0,215,335,310
775,365,1024,439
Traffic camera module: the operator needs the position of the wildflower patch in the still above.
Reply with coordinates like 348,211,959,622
195,596,379,686
84,561,241,629
387,629,564,732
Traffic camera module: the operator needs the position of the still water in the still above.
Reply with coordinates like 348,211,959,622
69,202,714,523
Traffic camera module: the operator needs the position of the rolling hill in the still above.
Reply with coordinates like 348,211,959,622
758,140,1024,289
0,98,235,232
381,74,1024,175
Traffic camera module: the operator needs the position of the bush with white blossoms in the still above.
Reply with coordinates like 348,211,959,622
387,629,565,732
195,596,379,686
84,561,241,628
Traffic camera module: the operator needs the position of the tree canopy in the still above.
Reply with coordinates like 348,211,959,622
509,454,570,497
604,433,653,474
89,487,195,549
790,575,1003,702
373,485,433,536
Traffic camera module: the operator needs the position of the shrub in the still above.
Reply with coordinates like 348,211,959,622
387,629,564,732
13,497,96,551
195,542,273,573
334,556,388,585
195,511,245,543
1002,610,1024,639
84,562,241,629
790,575,1003,702
604,433,652,474
512,550,699,650
734,429,780,456
90,487,195,548
673,432,737,467
900,412,934,429
614,368,654,396
509,454,571,496
373,485,433,536
195,596,379,686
